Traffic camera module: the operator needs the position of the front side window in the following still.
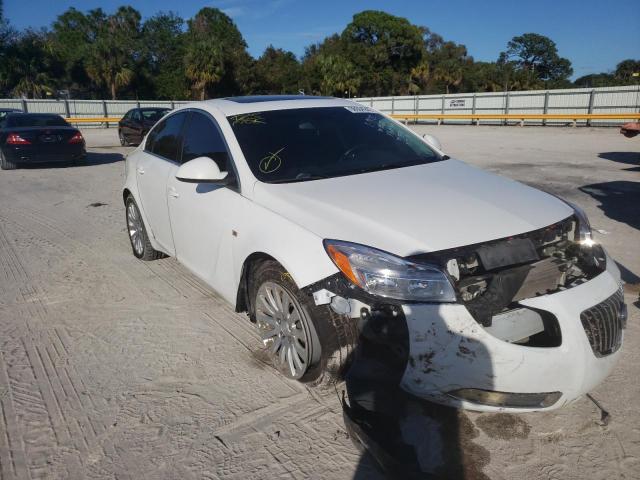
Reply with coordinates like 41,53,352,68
181,112,228,169
227,107,441,183
147,113,186,161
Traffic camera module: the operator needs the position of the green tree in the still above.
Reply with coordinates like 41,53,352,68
254,46,300,94
429,41,473,94
498,33,573,85
614,59,640,84
84,7,141,99
51,8,104,97
462,62,503,92
316,53,360,96
7,30,62,98
184,7,249,99
141,12,188,99
341,10,426,96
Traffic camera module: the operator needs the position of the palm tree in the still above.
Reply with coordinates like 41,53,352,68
85,7,139,99
8,30,56,98
317,54,360,97
408,61,429,94
86,41,134,100
433,61,463,94
184,43,224,100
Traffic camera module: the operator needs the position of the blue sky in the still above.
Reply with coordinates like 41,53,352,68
5,0,639,79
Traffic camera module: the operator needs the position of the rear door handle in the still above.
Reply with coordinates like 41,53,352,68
168,188,179,199
137,167,145,175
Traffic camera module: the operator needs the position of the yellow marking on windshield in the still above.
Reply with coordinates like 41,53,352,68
231,113,266,126
259,147,285,173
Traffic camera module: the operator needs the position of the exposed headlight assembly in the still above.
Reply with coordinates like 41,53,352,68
323,239,456,302
566,200,595,247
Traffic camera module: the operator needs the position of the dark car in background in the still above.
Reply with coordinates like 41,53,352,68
0,108,23,127
0,113,86,170
118,107,170,146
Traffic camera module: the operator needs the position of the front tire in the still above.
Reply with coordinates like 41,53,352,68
119,130,128,146
0,151,17,170
249,260,358,384
125,195,162,261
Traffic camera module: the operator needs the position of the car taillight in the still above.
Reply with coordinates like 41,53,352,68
6,133,30,145
68,132,84,144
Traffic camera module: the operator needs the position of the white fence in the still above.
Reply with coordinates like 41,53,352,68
0,99,192,127
0,84,639,127
355,85,640,126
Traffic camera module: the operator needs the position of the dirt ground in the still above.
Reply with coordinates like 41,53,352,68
0,125,638,480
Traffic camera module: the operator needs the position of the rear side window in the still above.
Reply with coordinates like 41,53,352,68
181,112,228,169
146,113,186,161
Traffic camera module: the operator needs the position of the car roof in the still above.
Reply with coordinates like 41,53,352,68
139,107,170,111
182,95,362,116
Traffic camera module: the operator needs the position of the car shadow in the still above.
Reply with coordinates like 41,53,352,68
598,152,640,172
16,151,123,169
616,261,640,285
598,152,640,166
579,181,640,231
339,307,492,479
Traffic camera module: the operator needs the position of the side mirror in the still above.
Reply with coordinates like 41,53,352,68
176,156,229,183
422,133,443,151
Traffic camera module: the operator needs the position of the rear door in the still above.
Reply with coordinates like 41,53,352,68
120,110,135,141
131,110,145,144
136,111,188,255
166,110,241,289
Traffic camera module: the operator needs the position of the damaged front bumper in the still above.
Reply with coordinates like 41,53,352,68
309,252,625,413
401,258,625,412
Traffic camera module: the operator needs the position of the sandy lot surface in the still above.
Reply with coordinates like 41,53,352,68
0,126,638,480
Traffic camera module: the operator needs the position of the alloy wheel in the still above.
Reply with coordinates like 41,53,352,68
126,201,144,256
255,281,312,379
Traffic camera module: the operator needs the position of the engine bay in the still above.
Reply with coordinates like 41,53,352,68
410,216,607,329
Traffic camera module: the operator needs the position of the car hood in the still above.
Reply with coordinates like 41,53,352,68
252,159,574,256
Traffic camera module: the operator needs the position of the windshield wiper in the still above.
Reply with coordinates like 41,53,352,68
267,174,330,184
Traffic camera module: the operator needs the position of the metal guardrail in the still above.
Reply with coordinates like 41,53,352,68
67,117,122,123
391,112,640,126
65,113,640,128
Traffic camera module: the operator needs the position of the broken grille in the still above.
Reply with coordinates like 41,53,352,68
580,288,625,357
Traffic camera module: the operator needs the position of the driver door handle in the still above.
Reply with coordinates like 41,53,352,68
137,167,145,175
168,187,179,199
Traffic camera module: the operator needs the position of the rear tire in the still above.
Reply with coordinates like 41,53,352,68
125,195,162,261
0,151,17,170
119,130,128,146
249,260,359,385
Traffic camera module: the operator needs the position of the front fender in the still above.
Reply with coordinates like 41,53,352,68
230,198,339,299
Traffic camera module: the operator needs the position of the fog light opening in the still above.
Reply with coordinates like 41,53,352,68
448,388,562,409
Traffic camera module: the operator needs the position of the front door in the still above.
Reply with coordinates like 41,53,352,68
136,111,188,255
167,110,240,288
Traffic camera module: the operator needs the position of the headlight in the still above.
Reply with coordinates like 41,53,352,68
323,240,456,302
564,200,595,247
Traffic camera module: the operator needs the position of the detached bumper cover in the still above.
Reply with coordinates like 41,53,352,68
400,262,624,412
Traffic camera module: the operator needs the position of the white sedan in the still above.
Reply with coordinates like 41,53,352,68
122,95,626,412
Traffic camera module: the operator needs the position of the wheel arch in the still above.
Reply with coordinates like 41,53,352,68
235,252,280,317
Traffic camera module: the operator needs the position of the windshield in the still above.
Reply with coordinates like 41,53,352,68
6,114,69,128
141,109,169,122
228,107,441,183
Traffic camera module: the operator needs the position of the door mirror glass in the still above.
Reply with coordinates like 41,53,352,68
422,133,442,151
176,156,229,183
